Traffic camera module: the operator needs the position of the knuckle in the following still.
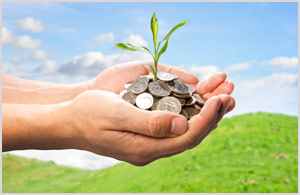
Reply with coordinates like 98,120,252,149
147,114,165,137
128,154,152,166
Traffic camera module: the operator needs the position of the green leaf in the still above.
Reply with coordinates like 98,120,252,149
160,20,187,43
157,39,168,60
115,43,144,51
151,12,158,48
146,65,155,74
142,46,155,60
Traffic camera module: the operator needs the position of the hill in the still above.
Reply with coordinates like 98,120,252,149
2,112,298,193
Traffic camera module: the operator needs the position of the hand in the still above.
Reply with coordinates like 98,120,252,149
88,60,199,94
88,60,235,113
65,89,233,166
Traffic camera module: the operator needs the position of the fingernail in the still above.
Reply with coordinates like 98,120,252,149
225,99,232,111
171,118,187,135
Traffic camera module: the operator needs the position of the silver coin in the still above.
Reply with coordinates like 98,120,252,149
193,94,205,105
180,109,189,119
183,106,200,119
119,89,128,97
156,96,182,114
122,90,137,104
148,81,171,97
140,74,153,81
185,96,196,106
124,83,132,89
167,80,189,94
172,92,191,99
177,98,186,106
136,93,154,109
128,77,149,94
151,98,159,111
194,103,202,110
185,83,196,94
157,72,178,81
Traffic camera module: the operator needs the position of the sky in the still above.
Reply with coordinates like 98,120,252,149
2,2,298,170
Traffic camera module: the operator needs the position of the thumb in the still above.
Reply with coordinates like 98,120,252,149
117,104,188,138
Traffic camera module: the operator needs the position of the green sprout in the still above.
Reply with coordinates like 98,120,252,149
115,12,187,81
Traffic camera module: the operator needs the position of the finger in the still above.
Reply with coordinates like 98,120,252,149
215,95,232,122
226,97,236,114
196,73,227,95
155,62,199,84
111,101,188,138
203,81,234,99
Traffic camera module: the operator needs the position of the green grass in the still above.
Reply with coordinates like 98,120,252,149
2,112,298,193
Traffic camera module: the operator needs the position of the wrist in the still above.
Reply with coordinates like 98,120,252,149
2,102,84,151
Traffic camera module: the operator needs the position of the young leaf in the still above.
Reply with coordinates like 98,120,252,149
160,20,187,43
151,12,158,47
157,39,168,60
142,46,155,60
115,43,144,51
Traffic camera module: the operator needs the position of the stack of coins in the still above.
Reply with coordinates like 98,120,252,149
119,72,206,120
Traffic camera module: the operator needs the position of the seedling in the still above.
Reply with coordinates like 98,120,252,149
115,12,187,81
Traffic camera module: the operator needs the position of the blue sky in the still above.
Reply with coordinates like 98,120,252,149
2,2,298,169
2,1,298,115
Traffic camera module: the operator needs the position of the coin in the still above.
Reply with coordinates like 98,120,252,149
180,109,189,119
185,83,196,94
194,103,202,110
140,74,153,81
158,80,172,92
136,93,154,109
156,96,182,114
157,72,178,81
167,80,189,94
151,99,159,110
128,77,149,94
185,96,196,106
172,92,191,99
148,81,171,97
193,94,205,105
183,106,200,119
119,89,128,97
122,90,137,104
176,98,186,106
124,82,132,89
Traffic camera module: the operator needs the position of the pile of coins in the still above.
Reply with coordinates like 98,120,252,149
120,72,206,120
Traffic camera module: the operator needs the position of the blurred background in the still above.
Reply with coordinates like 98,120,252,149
2,2,298,193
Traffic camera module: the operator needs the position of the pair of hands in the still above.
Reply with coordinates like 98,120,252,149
65,61,235,166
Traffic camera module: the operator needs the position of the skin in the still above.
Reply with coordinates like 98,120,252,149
2,60,235,166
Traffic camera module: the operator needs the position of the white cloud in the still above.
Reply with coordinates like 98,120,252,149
225,60,254,73
122,34,148,46
14,35,42,50
41,60,57,73
188,65,220,81
11,55,26,64
94,33,114,44
16,17,45,32
241,72,298,88
33,49,48,60
2,27,42,51
58,50,152,77
263,57,298,69
2,27,14,45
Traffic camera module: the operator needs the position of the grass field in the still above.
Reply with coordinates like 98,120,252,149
2,112,298,193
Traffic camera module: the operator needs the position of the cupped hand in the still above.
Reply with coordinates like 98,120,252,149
88,60,235,112
66,89,233,166
88,60,199,94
